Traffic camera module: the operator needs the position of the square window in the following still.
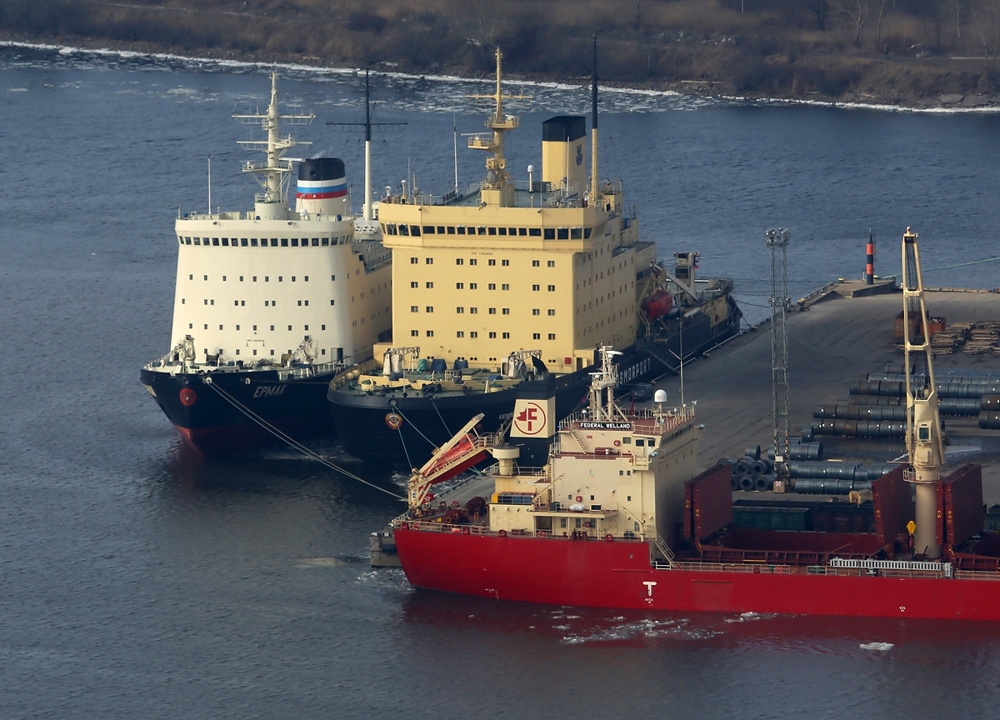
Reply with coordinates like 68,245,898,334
470,283,477,290
426,330,434,337
411,306,419,312
489,308,496,315
489,332,497,339
502,259,509,266
502,308,509,315
533,333,540,340
470,259,477,266
548,285,556,291
532,260,540,267
456,307,464,313
456,282,464,289
501,284,509,290
488,283,496,290
411,329,419,337
456,331,465,338
411,257,418,264
470,307,478,314
426,306,433,313
426,282,433,288
532,309,540,316
532,284,540,291
502,332,510,339
548,309,555,316
548,333,556,340
425,258,433,264
547,260,555,267
411,281,418,288
488,259,495,266
456,258,464,265
470,331,478,338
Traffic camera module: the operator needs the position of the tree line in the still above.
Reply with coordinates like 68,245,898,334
3,0,999,101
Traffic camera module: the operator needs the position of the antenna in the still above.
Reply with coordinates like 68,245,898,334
207,155,212,215
453,114,459,194
591,33,599,202
327,69,406,220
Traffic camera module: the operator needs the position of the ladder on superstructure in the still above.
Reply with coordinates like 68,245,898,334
767,228,791,481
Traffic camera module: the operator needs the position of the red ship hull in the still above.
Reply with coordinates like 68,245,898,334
394,528,1000,621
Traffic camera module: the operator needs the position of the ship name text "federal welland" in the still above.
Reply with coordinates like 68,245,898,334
579,422,633,430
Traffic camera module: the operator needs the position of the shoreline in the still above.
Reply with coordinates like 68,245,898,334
0,34,1000,114
5,36,1000,115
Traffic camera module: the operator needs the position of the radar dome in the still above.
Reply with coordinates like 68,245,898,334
654,389,668,403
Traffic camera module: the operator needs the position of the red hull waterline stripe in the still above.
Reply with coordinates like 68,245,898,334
394,530,1000,621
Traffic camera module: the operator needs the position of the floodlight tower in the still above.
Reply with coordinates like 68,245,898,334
767,228,791,481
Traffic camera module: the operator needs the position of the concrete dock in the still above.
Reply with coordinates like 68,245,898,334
654,283,1000,503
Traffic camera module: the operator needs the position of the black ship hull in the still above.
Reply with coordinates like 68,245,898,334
140,366,336,456
327,307,741,466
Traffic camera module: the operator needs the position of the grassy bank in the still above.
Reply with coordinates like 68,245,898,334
4,0,1000,107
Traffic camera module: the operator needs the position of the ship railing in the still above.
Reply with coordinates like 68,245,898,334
329,358,381,388
954,569,1000,581
670,561,796,575
650,535,675,568
395,519,648,542
558,405,696,432
829,557,953,577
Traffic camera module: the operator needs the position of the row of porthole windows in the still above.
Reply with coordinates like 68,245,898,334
184,300,313,307
203,348,334,357
188,274,311,282
387,224,590,240
180,237,345,247
189,323,325,331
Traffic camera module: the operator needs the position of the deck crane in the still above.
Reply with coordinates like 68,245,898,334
901,228,946,559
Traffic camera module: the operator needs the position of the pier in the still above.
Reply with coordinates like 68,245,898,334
656,282,1000,502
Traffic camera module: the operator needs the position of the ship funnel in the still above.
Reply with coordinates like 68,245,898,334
510,375,557,466
541,116,587,196
296,158,350,218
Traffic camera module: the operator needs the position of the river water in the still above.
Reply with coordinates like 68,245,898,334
3,42,1000,718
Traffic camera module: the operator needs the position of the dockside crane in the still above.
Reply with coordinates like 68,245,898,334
901,228,946,559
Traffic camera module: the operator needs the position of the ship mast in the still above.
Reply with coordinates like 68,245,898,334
590,34,600,203
234,71,314,213
902,227,945,559
588,347,624,422
467,49,529,207
327,70,406,222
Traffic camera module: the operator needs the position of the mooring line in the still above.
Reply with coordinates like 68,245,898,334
203,378,404,499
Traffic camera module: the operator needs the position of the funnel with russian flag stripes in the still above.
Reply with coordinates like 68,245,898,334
296,158,350,218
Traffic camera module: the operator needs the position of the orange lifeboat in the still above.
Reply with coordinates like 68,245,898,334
641,290,673,320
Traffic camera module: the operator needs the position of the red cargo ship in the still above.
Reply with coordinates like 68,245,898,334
386,341,1000,622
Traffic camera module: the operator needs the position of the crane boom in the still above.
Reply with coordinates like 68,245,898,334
901,227,946,559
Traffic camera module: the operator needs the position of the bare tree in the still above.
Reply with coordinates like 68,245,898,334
835,0,873,47
970,0,1000,81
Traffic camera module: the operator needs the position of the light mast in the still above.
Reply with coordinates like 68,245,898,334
467,49,529,207
233,71,314,219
